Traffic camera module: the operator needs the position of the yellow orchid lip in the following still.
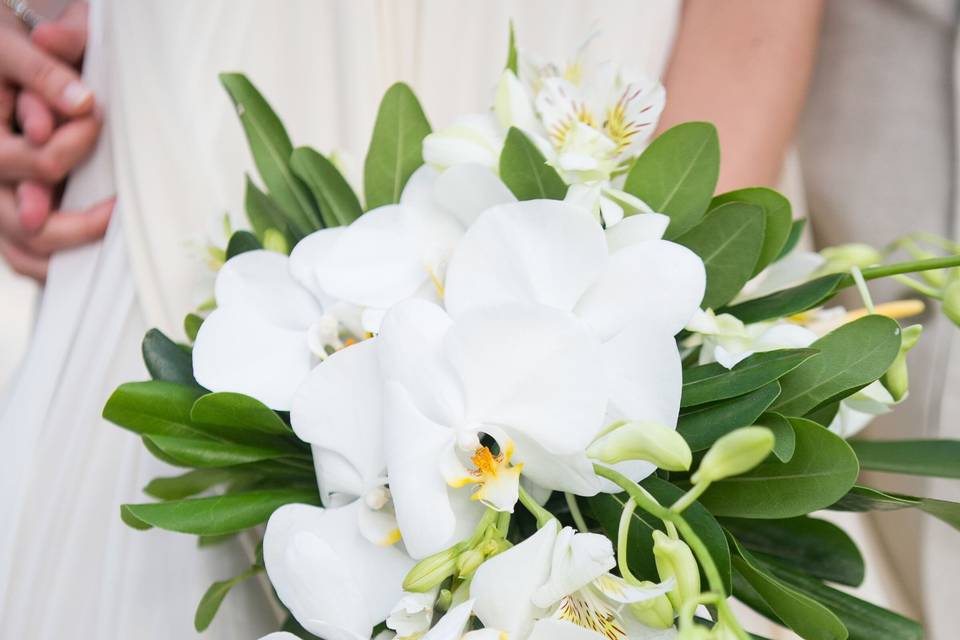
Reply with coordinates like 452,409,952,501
445,439,523,511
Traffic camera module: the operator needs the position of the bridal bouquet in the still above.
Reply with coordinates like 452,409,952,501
104,28,960,640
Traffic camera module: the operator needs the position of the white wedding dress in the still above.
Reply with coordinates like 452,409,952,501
0,1,682,637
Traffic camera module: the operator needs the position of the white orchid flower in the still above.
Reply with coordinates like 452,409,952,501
313,165,514,332
443,201,704,486
193,228,365,410
472,520,676,640
378,298,608,558
392,599,505,640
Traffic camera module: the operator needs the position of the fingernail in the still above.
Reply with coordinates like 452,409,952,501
60,81,92,110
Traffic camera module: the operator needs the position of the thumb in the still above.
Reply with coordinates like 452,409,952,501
0,33,93,116
31,2,89,65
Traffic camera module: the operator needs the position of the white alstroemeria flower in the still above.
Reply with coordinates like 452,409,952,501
444,202,704,486
830,381,895,439
193,229,364,410
472,520,676,640
378,298,608,558
565,181,654,228
314,164,515,331
735,250,825,303
387,589,439,638
400,599,505,640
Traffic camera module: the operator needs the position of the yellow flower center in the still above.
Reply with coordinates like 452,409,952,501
554,590,626,640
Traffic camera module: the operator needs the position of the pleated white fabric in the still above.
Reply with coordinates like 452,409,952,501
0,1,682,638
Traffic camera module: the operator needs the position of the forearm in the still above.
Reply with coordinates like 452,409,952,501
658,0,824,191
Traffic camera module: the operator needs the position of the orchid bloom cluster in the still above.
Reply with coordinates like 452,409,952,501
423,37,665,227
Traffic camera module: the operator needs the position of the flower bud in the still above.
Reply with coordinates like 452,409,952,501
818,243,882,274
944,280,960,328
678,626,713,640
882,324,922,401
403,545,462,592
262,228,289,254
456,549,486,579
692,427,774,485
587,421,692,471
652,530,701,610
628,588,675,629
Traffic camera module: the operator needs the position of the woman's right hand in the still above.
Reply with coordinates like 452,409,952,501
0,2,111,282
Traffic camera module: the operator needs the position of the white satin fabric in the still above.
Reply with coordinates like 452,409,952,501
0,1,681,638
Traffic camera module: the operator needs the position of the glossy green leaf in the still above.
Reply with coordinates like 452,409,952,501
711,188,792,276
225,230,262,260
290,146,363,227
587,475,732,593
757,412,796,463
830,485,960,531
244,176,296,244
142,329,198,387
499,127,567,200
765,563,922,640
848,439,960,478
191,392,291,436
142,434,299,468
195,567,262,631
775,219,807,261
122,488,320,536
505,21,518,74
219,73,319,234
722,516,863,586
364,83,432,209
721,273,845,324
103,381,207,439
676,202,766,308
681,348,818,408
699,418,859,518
120,504,153,530
678,382,781,451
145,468,235,500
623,122,720,238
728,533,848,640
773,315,902,416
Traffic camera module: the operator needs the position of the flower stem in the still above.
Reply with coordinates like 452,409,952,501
892,274,943,298
617,498,643,585
670,481,710,515
851,266,875,314
844,254,960,284
565,492,589,533
518,485,555,528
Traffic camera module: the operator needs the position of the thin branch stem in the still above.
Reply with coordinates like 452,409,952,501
518,485,555,528
565,492,589,533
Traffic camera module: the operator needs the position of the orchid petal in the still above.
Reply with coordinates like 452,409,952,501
444,201,607,318
575,240,706,340
289,228,344,299
509,431,601,495
422,600,476,640
531,528,615,609
423,113,503,170
472,520,558,638
433,163,516,227
358,500,401,547
264,502,413,640
214,250,321,328
603,325,682,428
605,214,670,252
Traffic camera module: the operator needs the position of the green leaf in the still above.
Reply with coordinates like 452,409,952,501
120,504,153,530
142,329,197,387
681,348,818,408
830,485,960,531
219,73,319,234
721,273,845,324
245,176,296,244
623,122,720,238
505,21,518,74
499,127,567,200
290,146,363,227
191,392,291,436
848,439,960,478
722,516,864,586
226,230,262,260
764,563,922,640
728,533,848,640
676,202,766,308
587,475,732,593
711,188,793,276
142,434,299,468
103,381,207,438
183,313,204,343
145,468,235,500
757,412,796,463
699,418,859,519
122,488,320,536
677,382,781,451
195,567,262,631
775,219,807,261
772,315,902,416
364,82,432,209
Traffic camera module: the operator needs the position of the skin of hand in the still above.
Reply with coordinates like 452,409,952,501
0,1,112,282
657,0,825,192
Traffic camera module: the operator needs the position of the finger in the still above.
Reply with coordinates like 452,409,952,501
0,84,14,131
31,2,89,65
0,30,93,116
0,184,17,237
0,112,101,182
16,91,54,144
16,180,52,233
0,236,48,281
21,195,113,255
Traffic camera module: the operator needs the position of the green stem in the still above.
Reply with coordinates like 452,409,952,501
565,492,589,533
617,498,642,585
851,266,875,313
671,481,711,515
840,255,960,286
892,274,943,298
518,485,555,528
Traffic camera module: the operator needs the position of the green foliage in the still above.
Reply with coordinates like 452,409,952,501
195,566,263,632
677,202,766,308
142,329,198,387
244,176,298,246
504,21,518,74
756,412,796,463
830,485,960,531
681,348,818,408
183,313,204,343
290,146,363,227
103,381,207,439
225,230,262,260
849,439,960,478
711,187,792,276
623,122,720,238
141,434,300,468
699,418,859,519
191,392,292,436
775,219,807,261
721,274,845,324
145,469,235,501
677,382,780,451
499,127,567,200
364,82,432,209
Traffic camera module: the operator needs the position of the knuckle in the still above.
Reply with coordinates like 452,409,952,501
34,154,65,182
27,57,59,92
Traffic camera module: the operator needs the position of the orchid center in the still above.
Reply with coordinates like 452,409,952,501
306,313,360,361
442,433,522,513
552,587,626,640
